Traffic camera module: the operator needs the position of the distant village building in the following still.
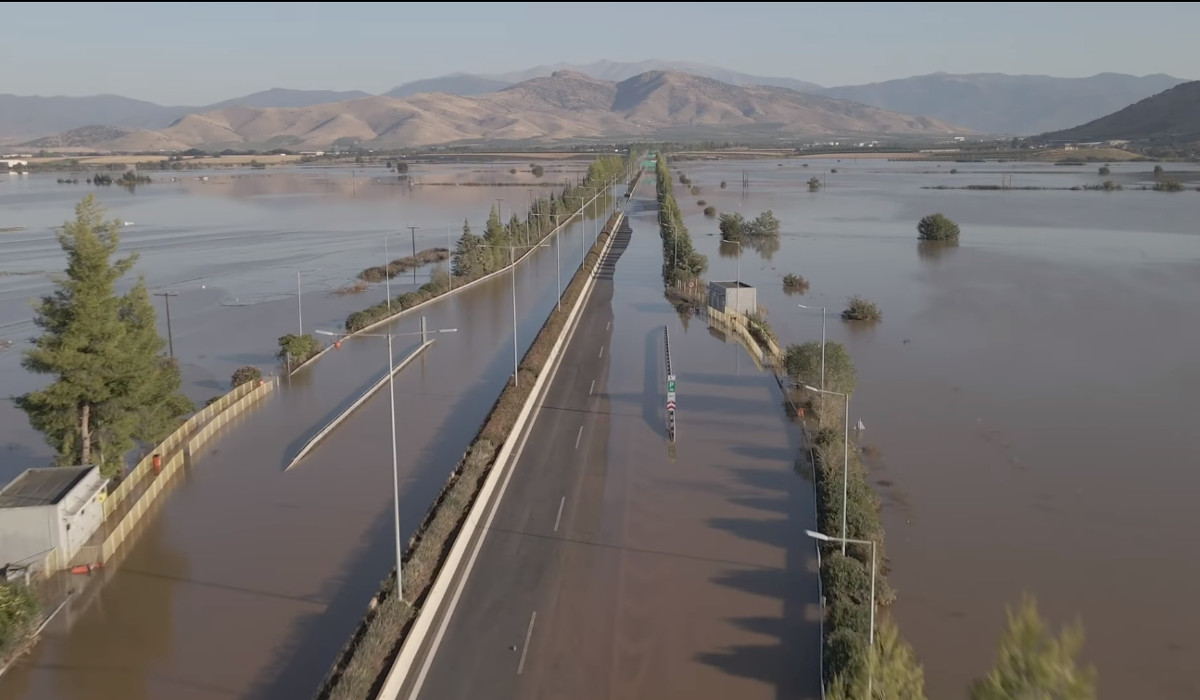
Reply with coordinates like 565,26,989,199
707,281,757,317
0,466,106,573
1,159,29,168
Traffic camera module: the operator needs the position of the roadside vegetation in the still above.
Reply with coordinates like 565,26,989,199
277,333,321,372
340,156,628,334
782,273,809,294
809,176,822,191
317,206,631,700
783,329,1095,698
230,365,262,388
655,153,708,286
703,205,717,217
16,195,192,479
916,213,960,243
841,295,882,322
0,584,41,666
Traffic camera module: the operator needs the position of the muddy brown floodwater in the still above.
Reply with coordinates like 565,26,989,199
662,158,1200,699
0,165,611,699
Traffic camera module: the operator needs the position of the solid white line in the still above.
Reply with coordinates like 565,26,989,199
598,345,604,359
588,379,595,395
606,321,611,330
517,611,537,675
553,496,565,532
574,425,583,449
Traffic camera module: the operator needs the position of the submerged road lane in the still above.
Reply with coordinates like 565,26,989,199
404,180,821,700
0,196,621,700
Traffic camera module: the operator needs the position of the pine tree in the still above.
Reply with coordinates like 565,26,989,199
452,218,483,279
16,195,191,477
483,205,508,271
970,594,1097,700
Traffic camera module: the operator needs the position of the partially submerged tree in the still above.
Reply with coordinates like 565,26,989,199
17,195,192,477
785,340,857,396
970,594,1097,700
917,213,961,242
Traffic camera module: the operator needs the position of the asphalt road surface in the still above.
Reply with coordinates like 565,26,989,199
401,179,821,700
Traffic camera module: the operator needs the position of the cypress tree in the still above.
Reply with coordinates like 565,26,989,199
17,195,192,477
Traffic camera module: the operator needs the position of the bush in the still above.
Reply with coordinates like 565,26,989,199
230,365,262,388
703,205,717,217
1098,166,1110,176
719,180,727,189
697,200,706,206
508,168,517,174
0,583,41,658
277,333,320,366
782,273,809,294
842,295,882,322
828,599,871,637
825,627,868,686
822,553,872,605
530,164,544,177
690,185,700,195
808,176,822,192
916,213,961,242
1153,179,1184,192
785,341,856,396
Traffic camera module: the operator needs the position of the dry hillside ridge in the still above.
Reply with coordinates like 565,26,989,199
29,70,972,151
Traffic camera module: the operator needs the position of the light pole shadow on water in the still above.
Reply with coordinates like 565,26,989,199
696,464,822,700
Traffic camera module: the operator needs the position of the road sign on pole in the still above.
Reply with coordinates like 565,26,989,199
667,375,676,393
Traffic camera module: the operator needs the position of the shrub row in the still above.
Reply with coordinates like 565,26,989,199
654,153,708,285
785,346,911,692
345,269,451,333
316,206,629,700
357,248,449,283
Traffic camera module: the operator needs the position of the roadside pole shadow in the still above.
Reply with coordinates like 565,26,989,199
643,327,664,439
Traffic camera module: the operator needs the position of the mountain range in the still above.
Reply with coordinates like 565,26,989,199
0,59,1190,146
1039,80,1200,143
21,71,966,152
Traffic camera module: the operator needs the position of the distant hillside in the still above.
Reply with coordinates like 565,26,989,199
0,88,377,143
23,125,190,151
204,88,373,110
818,72,1189,135
0,94,188,143
1038,81,1200,143
46,70,967,151
484,59,825,93
385,74,512,98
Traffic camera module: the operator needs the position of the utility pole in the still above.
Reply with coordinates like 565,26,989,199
407,226,420,285
154,291,179,359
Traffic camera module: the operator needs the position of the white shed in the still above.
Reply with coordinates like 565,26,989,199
0,466,106,572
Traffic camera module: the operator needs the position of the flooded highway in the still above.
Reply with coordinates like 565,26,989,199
0,168,616,699
406,177,820,700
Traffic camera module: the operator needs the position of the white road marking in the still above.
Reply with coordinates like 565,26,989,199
575,425,583,449
598,345,604,359
517,611,537,675
606,321,611,330
553,496,565,532
589,379,595,395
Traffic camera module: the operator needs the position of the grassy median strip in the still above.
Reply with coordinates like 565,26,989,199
316,206,628,700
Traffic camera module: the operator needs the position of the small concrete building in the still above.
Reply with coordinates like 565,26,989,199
707,281,757,317
0,466,106,572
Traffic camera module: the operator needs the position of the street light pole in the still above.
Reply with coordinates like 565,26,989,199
804,384,850,554
407,226,420,285
154,291,178,359
480,242,549,387
315,322,458,600
384,236,391,313
446,227,453,291
797,304,827,392
806,529,876,696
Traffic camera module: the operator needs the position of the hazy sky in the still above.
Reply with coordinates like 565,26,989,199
4,2,1196,104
